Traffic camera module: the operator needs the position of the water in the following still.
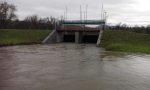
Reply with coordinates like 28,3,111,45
0,43,150,90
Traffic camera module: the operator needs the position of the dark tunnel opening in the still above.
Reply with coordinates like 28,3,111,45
63,34,98,43
82,35,98,43
63,35,75,42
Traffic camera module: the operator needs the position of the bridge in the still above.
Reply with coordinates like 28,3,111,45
42,20,105,45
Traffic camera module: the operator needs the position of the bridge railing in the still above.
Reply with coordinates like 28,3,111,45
60,20,105,25
56,20,106,31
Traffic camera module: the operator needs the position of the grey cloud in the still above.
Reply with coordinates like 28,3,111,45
5,0,150,25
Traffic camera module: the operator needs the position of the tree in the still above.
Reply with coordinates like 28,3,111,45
0,1,17,28
0,2,8,20
115,22,122,30
0,1,17,20
147,25,150,28
8,4,17,20
24,15,39,29
23,15,55,29
24,15,38,23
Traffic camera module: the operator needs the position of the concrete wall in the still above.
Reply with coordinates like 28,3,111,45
42,30,64,44
42,30,102,45
42,30,57,43
96,30,103,46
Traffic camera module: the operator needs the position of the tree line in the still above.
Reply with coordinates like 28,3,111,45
0,1,56,29
108,23,150,34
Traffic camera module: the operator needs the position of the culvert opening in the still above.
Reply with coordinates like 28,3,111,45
63,35,75,42
82,35,98,43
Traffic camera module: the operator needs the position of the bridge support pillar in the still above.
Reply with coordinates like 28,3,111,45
56,32,64,43
75,32,83,43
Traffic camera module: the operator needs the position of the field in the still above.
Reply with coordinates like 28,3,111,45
0,29,51,46
100,30,150,53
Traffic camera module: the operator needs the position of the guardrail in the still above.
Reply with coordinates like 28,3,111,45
60,20,105,25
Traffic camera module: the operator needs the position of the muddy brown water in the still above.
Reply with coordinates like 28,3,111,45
0,43,150,90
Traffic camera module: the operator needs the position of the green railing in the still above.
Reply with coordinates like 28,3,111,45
60,20,105,25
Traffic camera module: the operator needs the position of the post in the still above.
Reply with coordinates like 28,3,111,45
101,4,104,20
75,32,83,43
80,5,82,21
65,6,68,20
86,5,88,21
56,32,64,43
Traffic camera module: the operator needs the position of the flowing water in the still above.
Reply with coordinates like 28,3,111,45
0,43,150,90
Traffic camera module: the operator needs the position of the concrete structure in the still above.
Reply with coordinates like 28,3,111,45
42,20,105,45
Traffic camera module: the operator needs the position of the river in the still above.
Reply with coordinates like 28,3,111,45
0,43,150,90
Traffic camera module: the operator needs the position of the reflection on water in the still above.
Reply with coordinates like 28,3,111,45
0,43,150,90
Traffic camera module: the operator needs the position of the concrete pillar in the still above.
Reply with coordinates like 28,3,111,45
75,32,83,43
56,32,64,43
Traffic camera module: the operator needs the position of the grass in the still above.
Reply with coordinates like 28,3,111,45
0,29,51,46
100,30,150,54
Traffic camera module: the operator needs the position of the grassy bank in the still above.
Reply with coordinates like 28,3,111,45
100,30,150,54
0,29,51,46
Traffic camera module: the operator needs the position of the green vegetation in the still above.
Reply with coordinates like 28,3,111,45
0,29,50,46
100,30,150,53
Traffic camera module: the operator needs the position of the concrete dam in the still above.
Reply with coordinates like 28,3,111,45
42,20,105,45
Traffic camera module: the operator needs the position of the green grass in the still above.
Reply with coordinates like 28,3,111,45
100,30,150,53
0,29,51,46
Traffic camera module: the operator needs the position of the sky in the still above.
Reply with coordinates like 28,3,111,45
3,0,150,26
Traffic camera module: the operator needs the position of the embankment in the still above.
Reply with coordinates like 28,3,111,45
100,30,150,53
0,29,50,46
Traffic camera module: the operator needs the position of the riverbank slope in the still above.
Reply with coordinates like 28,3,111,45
100,30,150,53
0,29,50,46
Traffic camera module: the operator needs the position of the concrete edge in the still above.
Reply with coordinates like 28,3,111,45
42,30,56,44
96,30,103,46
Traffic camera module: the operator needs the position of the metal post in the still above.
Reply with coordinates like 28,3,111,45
65,6,68,20
101,4,104,20
80,5,82,21
84,11,86,31
86,5,88,21
55,21,57,30
103,12,107,30
64,11,66,20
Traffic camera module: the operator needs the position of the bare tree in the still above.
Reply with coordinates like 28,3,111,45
0,1,17,20
8,4,17,20
0,1,17,28
0,2,8,21
24,15,39,29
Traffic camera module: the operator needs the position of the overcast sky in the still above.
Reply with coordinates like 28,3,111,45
4,0,150,26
